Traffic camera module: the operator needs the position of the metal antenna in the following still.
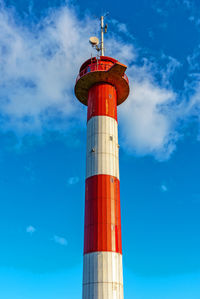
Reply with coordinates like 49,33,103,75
100,16,104,56
100,13,109,56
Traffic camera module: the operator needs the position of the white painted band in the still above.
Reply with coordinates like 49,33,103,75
82,251,123,299
86,116,119,179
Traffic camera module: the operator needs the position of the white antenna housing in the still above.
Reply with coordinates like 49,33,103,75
89,36,99,46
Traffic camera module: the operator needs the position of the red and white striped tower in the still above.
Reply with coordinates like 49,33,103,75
75,16,129,299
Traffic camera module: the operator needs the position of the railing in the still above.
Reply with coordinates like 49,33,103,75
76,63,129,84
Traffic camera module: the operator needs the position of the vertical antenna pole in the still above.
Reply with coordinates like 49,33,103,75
100,16,104,56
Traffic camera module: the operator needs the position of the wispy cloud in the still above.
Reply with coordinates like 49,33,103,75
0,4,96,133
26,225,36,234
52,235,68,246
179,0,200,27
187,45,200,71
110,19,135,40
0,3,200,160
67,176,79,185
120,61,179,160
161,184,168,192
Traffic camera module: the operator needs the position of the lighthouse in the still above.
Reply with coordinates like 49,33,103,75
75,15,130,299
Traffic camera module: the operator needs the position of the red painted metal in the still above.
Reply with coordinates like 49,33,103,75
79,56,117,73
76,60,129,87
75,53,129,298
84,174,122,254
74,56,129,106
87,83,117,122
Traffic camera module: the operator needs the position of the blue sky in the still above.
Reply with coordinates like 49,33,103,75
0,0,200,298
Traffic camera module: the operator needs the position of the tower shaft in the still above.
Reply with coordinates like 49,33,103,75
83,83,123,298
75,55,129,299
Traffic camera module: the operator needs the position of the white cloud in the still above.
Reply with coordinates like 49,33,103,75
52,235,68,246
0,3,200,160
161,184,168,192
187,46,200,71
0,5,97,133
181,0,200,27
120,62,179,160
0,4,136,131
26,225,36,234
106,37,137,65
110,19,135,40
67,176,79,185
161,55,182,85
185,79,200,128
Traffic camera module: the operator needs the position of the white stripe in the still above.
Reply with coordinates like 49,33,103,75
82,252,124,299
86,116,119,179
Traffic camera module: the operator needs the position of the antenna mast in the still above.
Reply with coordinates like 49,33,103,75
100,14,108,56
100,16,104,56
89,14,108,56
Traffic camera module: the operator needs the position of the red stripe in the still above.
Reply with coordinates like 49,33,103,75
84,174,122,254
87,83,117,122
